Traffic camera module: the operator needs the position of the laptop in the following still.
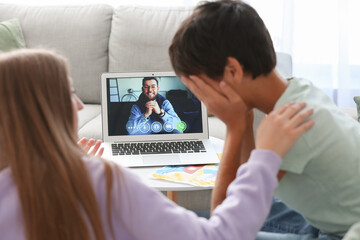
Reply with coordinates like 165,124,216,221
101,72,220,167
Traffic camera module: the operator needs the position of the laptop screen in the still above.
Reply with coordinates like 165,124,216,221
106,75,203,137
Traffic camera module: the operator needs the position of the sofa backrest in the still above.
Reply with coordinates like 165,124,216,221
0,4,292,106
109,6,293,77
109,6,193,73
0,4,113,104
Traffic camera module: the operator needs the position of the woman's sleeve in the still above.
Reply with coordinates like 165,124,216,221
111,149,282,240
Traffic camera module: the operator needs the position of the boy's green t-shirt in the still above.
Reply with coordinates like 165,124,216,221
274,78,360,237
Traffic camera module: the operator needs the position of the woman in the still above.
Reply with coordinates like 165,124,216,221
0,49,313,240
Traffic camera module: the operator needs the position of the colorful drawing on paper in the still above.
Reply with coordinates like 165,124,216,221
152,164,219,187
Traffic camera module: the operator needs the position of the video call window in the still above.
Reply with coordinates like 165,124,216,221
107,76,203,136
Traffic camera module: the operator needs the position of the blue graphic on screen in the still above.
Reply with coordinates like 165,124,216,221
107,76,203,136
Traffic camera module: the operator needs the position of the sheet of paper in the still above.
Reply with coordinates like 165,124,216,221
152,164,218,187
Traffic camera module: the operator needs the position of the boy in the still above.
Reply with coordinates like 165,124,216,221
169,0,360,238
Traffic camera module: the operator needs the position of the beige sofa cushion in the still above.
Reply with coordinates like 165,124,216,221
0,4,113,104
109,6,192,72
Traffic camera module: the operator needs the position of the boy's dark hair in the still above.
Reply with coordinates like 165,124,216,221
142,77,158,86
169,0,276,80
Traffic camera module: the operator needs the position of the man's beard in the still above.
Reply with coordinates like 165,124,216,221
147,94,157,101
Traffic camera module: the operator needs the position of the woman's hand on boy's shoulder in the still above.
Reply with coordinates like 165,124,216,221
256,102,314,158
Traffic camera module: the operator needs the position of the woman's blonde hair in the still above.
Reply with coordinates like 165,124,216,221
0,49,114,240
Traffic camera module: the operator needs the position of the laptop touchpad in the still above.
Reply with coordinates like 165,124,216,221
142,155,181,165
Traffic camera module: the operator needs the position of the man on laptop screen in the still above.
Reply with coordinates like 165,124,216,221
126,77,183,135
107,75,203,137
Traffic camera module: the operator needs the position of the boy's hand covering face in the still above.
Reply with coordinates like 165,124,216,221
181,74,248,131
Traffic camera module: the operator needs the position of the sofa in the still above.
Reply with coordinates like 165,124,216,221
1,3,357,213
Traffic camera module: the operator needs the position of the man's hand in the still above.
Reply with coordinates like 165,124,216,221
147,100,161,114
256,102,314,157
144,101,153,118
78,137,104,158
144,100,161,117
181,75,249,131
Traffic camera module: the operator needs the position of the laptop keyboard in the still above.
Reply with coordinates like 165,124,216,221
111,140,206,156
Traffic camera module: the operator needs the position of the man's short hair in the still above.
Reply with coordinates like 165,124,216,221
142,77,158,86
169,0,276,80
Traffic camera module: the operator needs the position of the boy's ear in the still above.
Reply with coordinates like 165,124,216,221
224,57,244,85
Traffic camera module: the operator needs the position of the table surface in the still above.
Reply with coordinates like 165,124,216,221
129,136,224,191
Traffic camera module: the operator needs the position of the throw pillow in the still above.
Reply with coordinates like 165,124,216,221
0,18,26,52
353,96,360,122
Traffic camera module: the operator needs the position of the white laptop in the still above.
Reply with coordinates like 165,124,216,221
101,72,220,167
